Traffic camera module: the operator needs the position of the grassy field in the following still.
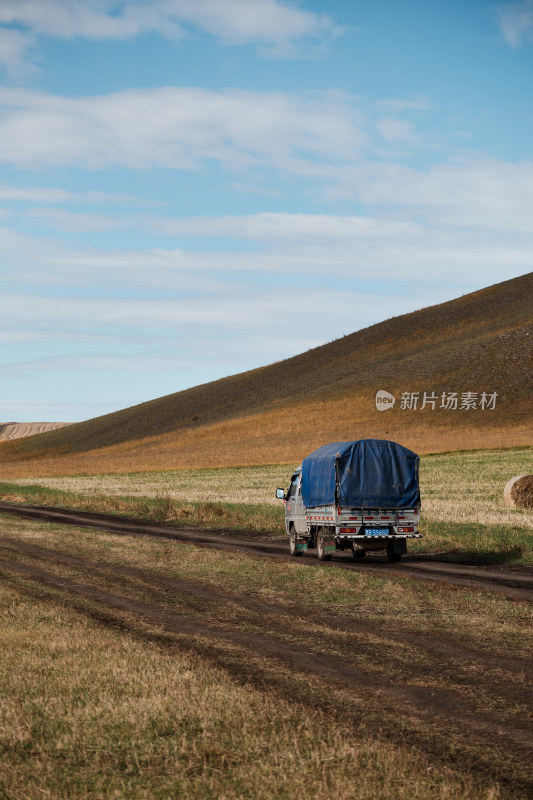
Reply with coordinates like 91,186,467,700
0,511,531,799
3,447,533,564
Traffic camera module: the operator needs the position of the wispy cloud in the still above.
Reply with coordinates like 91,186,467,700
0,26,35,75
0,0,342,69
0,289,404,346
0,184,144,205
147,212,423,241
16,158,533,237
375,117,419,145
374,96,431,112
26,208,130,233
0,87,363,170
0,399,112,418
4,354,192,372
496,0,533,47
2,212,531,292
5,85,532,237
348,160,533,233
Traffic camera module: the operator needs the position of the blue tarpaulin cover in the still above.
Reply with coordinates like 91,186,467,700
301,439,420,509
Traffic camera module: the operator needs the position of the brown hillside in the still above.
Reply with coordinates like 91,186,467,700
0,422,70,441
0,272,531,476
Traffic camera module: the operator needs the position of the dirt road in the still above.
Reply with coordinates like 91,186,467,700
0,500,532,600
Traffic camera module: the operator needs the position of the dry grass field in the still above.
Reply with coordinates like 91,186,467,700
4,447,533,564
0,273,530,477
0,511,531,799
9,448,532,526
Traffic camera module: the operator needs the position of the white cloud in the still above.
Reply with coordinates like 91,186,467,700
23,208,423,239
0,26,34,74
1,211,531,295
0,0,340,68
0,184,143,205
375,117,419,145
273,158,533,233
26,208,129,233
0,0,157,39
6,85,528,238
6,354,191,372
149,212,423,241
6,85,529,239
0,329,115,344
349,160,533,233
167,0,342,57
497,0,533,47
12,159,533,240
0,399,111,418
0,289,387,333
375,96,431,112
0,87,364,170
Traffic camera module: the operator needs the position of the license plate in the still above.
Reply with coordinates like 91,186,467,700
365,528,389,537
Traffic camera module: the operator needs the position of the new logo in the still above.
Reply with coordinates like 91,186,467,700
375,390,396,411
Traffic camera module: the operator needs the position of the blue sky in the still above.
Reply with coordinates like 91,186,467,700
0,0,532,422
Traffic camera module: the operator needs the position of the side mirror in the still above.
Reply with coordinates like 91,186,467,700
276,488,285,500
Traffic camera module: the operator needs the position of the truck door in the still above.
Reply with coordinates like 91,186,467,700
286,473,306,534
294,476,306,534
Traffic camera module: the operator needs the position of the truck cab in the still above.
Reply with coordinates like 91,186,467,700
284,469,306,534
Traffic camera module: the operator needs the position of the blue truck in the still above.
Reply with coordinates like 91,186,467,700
276,439,422,562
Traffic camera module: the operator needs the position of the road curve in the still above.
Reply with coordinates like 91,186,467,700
0,501,532,601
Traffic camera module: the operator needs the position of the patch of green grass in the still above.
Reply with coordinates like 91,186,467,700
0,480,284,535
413,519,533,564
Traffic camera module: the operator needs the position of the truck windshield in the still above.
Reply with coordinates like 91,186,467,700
288,475,299,498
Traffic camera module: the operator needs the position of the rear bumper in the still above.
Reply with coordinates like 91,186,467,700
336,533,423,540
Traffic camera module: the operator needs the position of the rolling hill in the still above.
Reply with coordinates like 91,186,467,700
0,272,531,477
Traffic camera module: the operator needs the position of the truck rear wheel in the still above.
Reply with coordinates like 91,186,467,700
317,528,332,561
289,527,303,557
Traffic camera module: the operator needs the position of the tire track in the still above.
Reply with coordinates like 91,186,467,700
0,555,531,759
0,534,530,678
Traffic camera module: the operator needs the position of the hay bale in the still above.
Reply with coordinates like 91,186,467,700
504,475,533,509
